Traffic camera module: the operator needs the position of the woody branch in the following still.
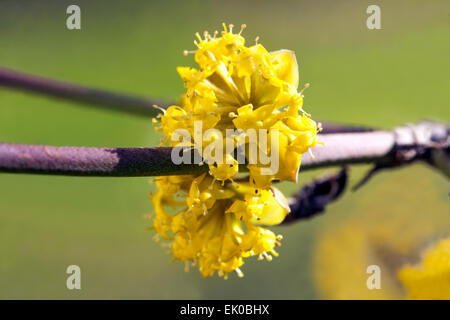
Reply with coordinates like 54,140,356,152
0,121,448,178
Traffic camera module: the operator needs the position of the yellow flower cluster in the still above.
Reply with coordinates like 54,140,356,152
151,24,318,278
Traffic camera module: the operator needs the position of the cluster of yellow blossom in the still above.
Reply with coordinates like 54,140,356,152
151,24,318,278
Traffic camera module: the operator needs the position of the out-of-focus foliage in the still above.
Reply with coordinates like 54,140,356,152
313,170,449,299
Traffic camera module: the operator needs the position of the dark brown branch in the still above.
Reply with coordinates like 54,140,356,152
282,167,348,224
0,143,205,177
0,67,170,117
319,122,375,134
0,67,374,134
0,121,448,177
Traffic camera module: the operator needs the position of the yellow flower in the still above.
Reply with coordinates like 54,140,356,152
150,24,317,278
157,23,318,185
398,239,450,300
151,174,287,278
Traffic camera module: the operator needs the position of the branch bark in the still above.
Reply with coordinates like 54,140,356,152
1,121,447,177
0,67,169,117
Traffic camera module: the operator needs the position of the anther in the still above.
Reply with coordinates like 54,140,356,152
263,252,272,261
235,268,244,278
299,83,310,95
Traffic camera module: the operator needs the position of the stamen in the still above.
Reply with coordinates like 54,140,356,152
255,36,260,45
183,50,196,56
318,122,323,132
195,32,202,42
152,105,166,114
213,30,218,39
239,24,247,35
206,50,217,62
263,252,272,261
308,148,315,159
235,268,244,278
222,23,228,32
229,24,234,33
208,178,216,189
299,83,310,95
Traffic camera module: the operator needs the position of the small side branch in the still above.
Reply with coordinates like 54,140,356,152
0,67,169,117
282,167,348,224
0,67,374,134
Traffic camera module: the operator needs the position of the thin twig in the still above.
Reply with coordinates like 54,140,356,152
0,67,170,117
0,66,375,134
1,121,447,177
282,167,348,224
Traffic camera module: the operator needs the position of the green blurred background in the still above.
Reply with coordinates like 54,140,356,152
0,0,448,299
